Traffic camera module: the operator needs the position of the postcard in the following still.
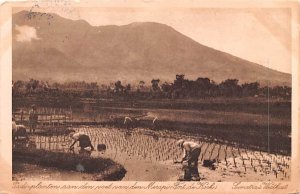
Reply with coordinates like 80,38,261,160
0,0,299,193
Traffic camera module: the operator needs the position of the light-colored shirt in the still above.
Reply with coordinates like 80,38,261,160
72,132,86,140
181,141,201,159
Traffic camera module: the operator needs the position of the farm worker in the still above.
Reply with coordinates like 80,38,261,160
176,139,201,181
29,104,38,133
69,131,95,152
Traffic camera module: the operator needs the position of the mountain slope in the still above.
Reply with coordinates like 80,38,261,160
12,11,291,86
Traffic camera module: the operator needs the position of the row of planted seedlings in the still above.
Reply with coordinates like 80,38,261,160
245,149,290,179
198,133,291,180
80,126,181,162
33,125,290,180
73,126,236,165
216,144,291,180
73,126,197,162
13,107,73,127
75,125,291,179
34,134,73,152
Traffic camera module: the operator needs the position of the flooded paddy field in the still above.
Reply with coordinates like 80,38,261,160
12,98,291,181
18,125,290,181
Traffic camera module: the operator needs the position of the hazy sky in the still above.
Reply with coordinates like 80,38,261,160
15,7,291,73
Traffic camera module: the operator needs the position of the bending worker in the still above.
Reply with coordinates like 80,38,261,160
176,139,201,181
69,131,95,152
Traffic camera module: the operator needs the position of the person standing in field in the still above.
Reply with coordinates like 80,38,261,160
69,131,95,154
28,104,38,133
175,139,201,181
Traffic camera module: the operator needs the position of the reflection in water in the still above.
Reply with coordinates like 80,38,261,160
13,139,37,150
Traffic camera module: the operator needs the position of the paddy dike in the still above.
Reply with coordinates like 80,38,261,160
13,148,126,181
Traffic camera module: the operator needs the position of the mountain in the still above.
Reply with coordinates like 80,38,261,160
12,11,291,86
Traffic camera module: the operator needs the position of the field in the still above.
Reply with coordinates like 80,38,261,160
13,97,291,154
13,126,290,181
12,97,291,181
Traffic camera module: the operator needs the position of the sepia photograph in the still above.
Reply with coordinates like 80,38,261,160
10,4,293,182
0,1,299,193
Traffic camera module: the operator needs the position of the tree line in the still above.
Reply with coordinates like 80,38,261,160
12,75,291,99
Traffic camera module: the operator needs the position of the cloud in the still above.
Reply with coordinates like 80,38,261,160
15,25,40,42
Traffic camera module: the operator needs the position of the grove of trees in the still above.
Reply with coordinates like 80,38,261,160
12,75,291,100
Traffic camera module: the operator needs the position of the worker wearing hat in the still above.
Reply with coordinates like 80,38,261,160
176,139,201,181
